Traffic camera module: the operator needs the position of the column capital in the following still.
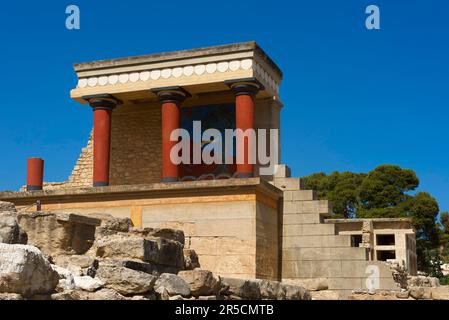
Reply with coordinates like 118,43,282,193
83,94,122,111
225,77,264,96
151,86,191,104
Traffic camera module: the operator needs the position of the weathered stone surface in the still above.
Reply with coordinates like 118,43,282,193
282,278,328,291
0,293,23,300
0,212,27,244
408,275,440,287
52,265,76,292
178,269,221,297
223,277,261,300
0,201,16,212
282,284,311,300
95,265,156,295
85,288,126,300
51,290,81,300
258,280,284,300
311,290,340,300
91,235,184,268
154,273,190,297
18,212,98,257
131,227,185,245
184,249,200,270
348,292,399,300
99,258,178,276
0,244,59,296
73,276,103,292
409,286,432,300
431,286,449,300
395,290,410,299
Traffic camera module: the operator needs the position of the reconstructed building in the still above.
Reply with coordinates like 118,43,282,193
0,42,417,297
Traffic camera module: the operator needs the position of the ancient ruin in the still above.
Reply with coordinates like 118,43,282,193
0,42,447,300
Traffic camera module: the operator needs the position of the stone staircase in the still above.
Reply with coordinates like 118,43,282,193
271,165,399,298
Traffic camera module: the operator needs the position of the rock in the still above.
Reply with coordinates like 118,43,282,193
282,284,311,300
0,244,59,297
183,249,200,270
52,265,76,291
222,278,261,300
154,273,190,297
0,201,16,212
17,212,100,257
95,265,157,295
395,290,410,299
73,276,103,292
311,290,340,300
53,255,98,276
0,212,27,244
408,275,440,287
98,258,178,276
348,292,399,300
178,269,221,297
409,286,432,300
86,288,126,300
169,295,184,300
257,280,284,300
51,291,81,300
131,227,185,245
282,278,328,291
431,286,449,300
198,295,218,300
91,235,184,268
0,293,23,300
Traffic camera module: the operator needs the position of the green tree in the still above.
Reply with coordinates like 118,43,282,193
302,171,365,218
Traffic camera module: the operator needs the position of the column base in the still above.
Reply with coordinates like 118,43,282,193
93,181,109,187
235,172,254,178
26,185,43,191
162,177,179,183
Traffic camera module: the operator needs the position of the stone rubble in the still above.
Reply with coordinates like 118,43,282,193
0,201,311,300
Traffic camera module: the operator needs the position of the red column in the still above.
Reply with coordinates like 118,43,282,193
152,87,188,182
27,157,44,191
227,80,262,178
83,94,120,187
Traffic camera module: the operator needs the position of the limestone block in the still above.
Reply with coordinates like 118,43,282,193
0,201,16,212
0,244,59,297
282,235,351,249
282,278,328,291
289,190,317,201
297,200,331,215
18,212,100,257
222,277,261,300
154,273,190,297
282,247,367,261
177,269,221,297
95,265,157,295
73,276,104,292
274,178,304,191
283,213,322,225
282,201,298,214
409,286,432,300
283,224,336,236
282,260,332,278
0,212,27,244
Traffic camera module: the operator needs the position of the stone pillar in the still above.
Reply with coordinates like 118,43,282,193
226,79,262,178
83,94,121,187
26,157,44,191
151,87,189,182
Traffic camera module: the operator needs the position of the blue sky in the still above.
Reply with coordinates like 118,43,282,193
0,1,447,212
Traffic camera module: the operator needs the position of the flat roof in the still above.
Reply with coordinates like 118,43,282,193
74,41,282,78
